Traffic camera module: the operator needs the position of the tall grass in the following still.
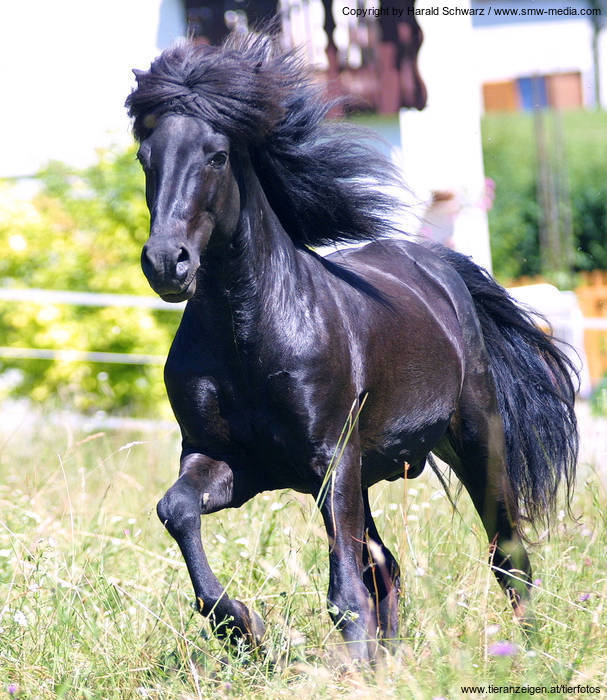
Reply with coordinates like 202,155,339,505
1,407,606,698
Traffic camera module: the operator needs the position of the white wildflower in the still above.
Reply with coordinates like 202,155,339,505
13,610,28,626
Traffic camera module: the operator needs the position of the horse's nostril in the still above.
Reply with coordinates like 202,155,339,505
175,247,190,281
141,245,154,275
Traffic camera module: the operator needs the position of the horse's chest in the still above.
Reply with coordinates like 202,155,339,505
165,363,298,459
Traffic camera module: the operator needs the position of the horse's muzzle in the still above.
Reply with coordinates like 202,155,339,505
141,239,198,302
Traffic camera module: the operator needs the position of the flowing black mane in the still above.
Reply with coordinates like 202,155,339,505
126,31,403,248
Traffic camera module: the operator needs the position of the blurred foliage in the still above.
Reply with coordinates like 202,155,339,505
482,110,607,283
0,147,178,417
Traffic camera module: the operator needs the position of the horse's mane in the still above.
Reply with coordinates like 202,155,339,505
126,31,404,248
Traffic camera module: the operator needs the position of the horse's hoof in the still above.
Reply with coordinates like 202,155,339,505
513,600,537,642
210,598,265,649
246,607,267,647
227,599,266,648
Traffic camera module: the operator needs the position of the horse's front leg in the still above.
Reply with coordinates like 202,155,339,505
156,452,265,646
317,444,378,661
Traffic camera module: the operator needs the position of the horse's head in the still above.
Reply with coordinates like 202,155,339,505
137,114,240,302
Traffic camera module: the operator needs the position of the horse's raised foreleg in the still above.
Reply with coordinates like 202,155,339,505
362,489,401,646
156,452,265,646
317,445,378,661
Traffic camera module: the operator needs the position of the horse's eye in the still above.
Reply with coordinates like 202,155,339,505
208,151,227,168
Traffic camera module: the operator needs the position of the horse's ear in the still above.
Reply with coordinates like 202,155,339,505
132,69,146,80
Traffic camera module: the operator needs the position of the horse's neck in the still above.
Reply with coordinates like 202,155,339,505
235,164,300,291
194,161,306,344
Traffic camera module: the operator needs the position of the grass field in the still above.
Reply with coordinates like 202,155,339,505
1,406,606,699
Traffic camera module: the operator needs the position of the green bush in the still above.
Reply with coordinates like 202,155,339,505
482,110,607,283
0,148,179,417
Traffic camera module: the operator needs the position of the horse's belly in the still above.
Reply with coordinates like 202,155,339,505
361,414,452,487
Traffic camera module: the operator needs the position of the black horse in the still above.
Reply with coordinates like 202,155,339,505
126,32,578,660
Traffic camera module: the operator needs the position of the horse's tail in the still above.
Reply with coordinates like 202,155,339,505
434,246,578,530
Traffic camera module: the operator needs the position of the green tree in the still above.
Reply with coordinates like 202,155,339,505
483,111,607,283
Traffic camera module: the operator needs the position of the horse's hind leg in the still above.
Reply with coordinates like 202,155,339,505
362,489,401,645
436,390,533,615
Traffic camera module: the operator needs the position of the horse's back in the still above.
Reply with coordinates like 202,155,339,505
326,238,474,322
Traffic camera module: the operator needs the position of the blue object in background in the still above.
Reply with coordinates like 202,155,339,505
517,76,549,111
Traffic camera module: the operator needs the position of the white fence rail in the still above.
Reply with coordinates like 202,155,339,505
0,347,165,365
0,287,184,366
0,287,185,311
